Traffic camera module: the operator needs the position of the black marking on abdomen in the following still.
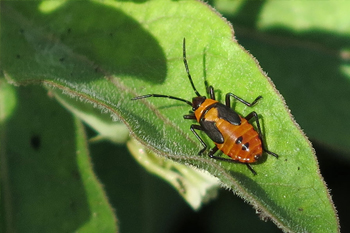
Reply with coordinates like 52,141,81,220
235,136,243,144
242,142,249,151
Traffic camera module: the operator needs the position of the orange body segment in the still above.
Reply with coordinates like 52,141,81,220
215,117,262,163
194,98,218,120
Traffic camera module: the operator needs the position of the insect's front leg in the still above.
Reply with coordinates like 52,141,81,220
184,114,207,154
189,124,207,155
183,114,196,120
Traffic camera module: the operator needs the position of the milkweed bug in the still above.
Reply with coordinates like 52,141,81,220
132,39,278,175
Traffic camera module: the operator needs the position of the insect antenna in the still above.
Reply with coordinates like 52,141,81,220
183,38,201,97
132,94,192,106
132,38,201,106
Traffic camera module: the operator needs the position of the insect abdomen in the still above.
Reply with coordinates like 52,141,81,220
215,117,262,163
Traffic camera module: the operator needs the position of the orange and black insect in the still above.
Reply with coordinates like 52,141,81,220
132,39,278,175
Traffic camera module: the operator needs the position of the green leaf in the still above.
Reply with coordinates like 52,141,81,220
0,84,117,232
53,89,130,144
1,1,339,232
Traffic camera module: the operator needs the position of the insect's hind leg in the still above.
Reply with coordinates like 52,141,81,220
208,146,257,175
246,164,257,175
245,111,279,158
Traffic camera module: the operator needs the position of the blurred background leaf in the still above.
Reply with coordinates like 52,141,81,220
0,84,117,232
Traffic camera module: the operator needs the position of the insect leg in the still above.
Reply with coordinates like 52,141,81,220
190,125,207,155
208,145,219,157
245,111,279,158
207,86,216,100
225,93,262,107
208,147,257,175
183,114,196,120
246,164,257,176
